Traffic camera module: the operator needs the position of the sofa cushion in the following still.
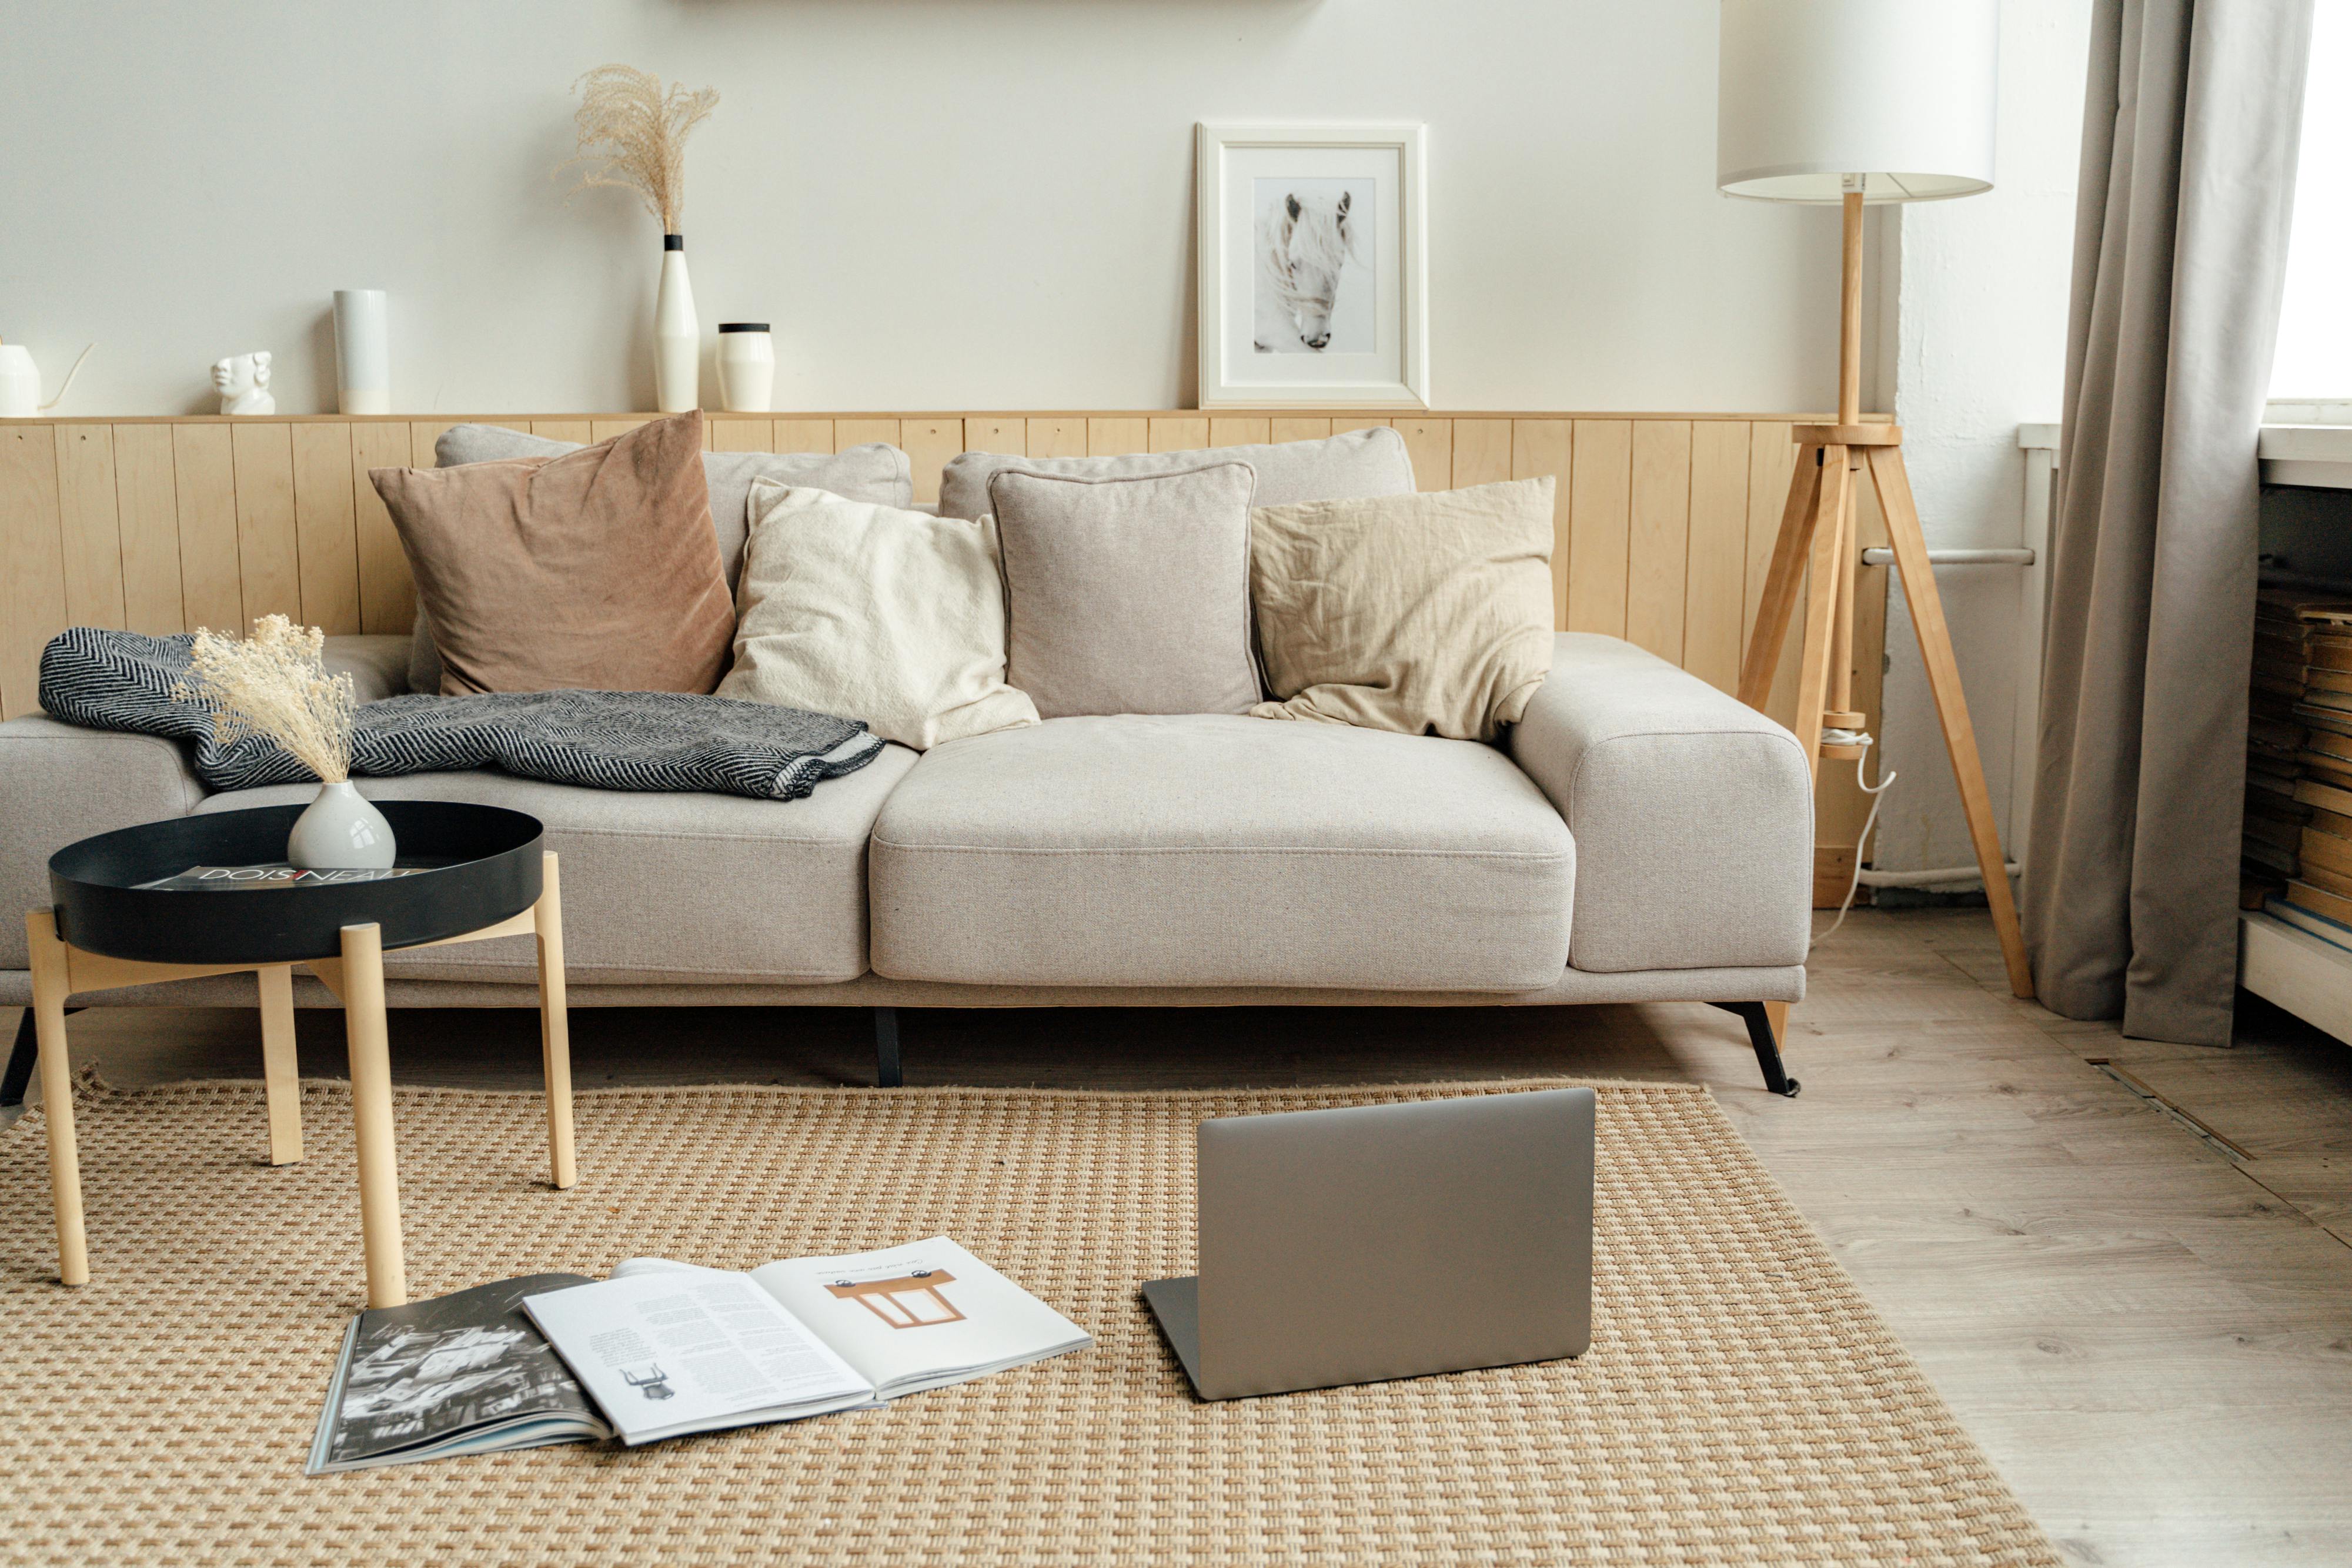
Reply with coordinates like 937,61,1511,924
870,715,1574,989
192,751,918,984
936,425,1414,521
990,464,1261,718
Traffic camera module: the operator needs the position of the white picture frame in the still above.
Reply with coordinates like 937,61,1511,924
1195,122,1429,410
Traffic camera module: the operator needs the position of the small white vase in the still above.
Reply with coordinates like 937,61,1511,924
717,323,774,412
288,781,396,870
654,236,699,413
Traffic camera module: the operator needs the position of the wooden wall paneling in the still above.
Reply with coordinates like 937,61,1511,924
773,419,836,455
1624,421,1693,663
1451,420,1512,488
833,419,900,453
170,424,243,634
588,418,650,443
1681,421,1753,694
52,424,126,628
531,420,593,444
1148,417,1211,453
113,424,185,636
1566,420,1633,637
1743,422,1803,729
230,422,302,623
349,422,414,635
1269,417,1332,443
1394,418,1454,490
1511,420,1572,630
0,426,67,719
409,421,458,469
1087,417,1148,456
1026,418,1086,458
900,419,963,504
710,419,776,453
1210,417,1271,447
964,417,1026,456
289,423,362,636
1334,418,1392,436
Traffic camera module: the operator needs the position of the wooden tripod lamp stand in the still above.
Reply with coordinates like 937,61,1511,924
1718,0,2032,998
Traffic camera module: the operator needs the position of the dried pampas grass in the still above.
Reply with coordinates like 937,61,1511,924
564,64,719,234
172,615,358,783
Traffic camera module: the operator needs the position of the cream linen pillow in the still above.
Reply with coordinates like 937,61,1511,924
1251,477,1557,742
717,482,1039,750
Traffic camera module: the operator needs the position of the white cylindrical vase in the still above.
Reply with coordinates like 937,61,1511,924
287,780,396,870
717,323,774,413
654,236,699,413
333,289,390,416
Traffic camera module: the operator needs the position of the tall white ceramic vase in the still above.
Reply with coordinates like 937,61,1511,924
287,781,396,870
654,235,699,413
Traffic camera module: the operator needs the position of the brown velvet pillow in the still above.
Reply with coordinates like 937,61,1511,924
369,410,733,696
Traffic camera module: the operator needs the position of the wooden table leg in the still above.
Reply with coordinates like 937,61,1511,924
25,912,87,1287
534,852,576,1191
339,922,405,1308
257,964,303,1165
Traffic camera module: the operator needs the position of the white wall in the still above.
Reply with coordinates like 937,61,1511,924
4,0,1853,417
1871,0,2091,875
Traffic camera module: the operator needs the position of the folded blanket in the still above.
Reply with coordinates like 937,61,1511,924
37,627,884,801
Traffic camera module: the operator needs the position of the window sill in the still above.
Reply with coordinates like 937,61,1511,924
2261,424,2352,490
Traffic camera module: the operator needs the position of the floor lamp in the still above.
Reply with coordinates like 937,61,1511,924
1718,0,2034,1000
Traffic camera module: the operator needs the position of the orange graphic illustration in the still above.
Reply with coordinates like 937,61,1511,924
824,1269,964,1329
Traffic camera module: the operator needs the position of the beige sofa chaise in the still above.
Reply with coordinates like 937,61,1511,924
0,628,1818,1097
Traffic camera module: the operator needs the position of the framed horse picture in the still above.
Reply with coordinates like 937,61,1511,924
1195,122,1430,409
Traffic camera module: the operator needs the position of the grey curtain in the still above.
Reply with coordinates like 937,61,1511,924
2026,0,2312,1044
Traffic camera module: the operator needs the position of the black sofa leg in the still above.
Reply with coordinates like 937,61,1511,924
873,1006,903,1089
1710,1001,1801,1098
1,1007,64,1110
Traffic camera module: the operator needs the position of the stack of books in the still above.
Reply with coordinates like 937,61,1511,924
2256,593,2352,951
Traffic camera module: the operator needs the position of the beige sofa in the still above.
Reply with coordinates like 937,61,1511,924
0,627,1816,1096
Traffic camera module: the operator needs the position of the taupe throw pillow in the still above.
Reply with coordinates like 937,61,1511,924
988,463,1260,718
939,425,1412,521
1251,477,1557,742
370,409,734,696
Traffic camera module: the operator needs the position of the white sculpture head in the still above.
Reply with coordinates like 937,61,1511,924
213,350,275,415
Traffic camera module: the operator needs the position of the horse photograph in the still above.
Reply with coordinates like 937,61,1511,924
1252,176,1375,355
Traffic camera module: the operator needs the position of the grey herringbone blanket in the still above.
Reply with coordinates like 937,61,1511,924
38,628,883,801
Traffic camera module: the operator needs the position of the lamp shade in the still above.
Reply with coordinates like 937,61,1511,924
1718,0,1998,203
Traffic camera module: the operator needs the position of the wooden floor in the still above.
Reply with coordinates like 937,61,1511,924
7,907,2350,1568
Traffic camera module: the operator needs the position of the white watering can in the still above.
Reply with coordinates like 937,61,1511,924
0,340,94,419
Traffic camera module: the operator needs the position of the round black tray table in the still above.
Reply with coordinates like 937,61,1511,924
25,801,577,1308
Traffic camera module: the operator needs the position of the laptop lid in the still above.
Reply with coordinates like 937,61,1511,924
1192,1088,1594,1400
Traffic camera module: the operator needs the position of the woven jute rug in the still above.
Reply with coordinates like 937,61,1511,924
0,1075,2057,1566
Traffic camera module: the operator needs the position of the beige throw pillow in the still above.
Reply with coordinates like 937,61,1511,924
717,482,1038,751
987,463,1262,718
1251,477,1557,742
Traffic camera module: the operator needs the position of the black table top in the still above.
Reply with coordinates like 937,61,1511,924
49,801,544,965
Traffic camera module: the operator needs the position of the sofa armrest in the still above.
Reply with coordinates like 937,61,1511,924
0,716,208,969
1508,633,1812,973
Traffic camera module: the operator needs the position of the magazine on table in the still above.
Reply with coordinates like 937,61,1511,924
308,1239,1086,1469
524,1238,1091,1445
139,862,434,891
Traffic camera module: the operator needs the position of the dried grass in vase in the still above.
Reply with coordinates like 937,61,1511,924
173,614,357,782
563,64,719,233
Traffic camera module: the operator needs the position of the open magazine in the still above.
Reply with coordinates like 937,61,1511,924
308,1239,1087,1470
525,1238,1090,1445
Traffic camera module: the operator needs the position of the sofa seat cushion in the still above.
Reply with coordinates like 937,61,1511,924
192,751,917,984
869,716,1575,990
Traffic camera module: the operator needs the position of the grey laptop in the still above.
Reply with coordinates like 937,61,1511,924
1142,1088,1595,1401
